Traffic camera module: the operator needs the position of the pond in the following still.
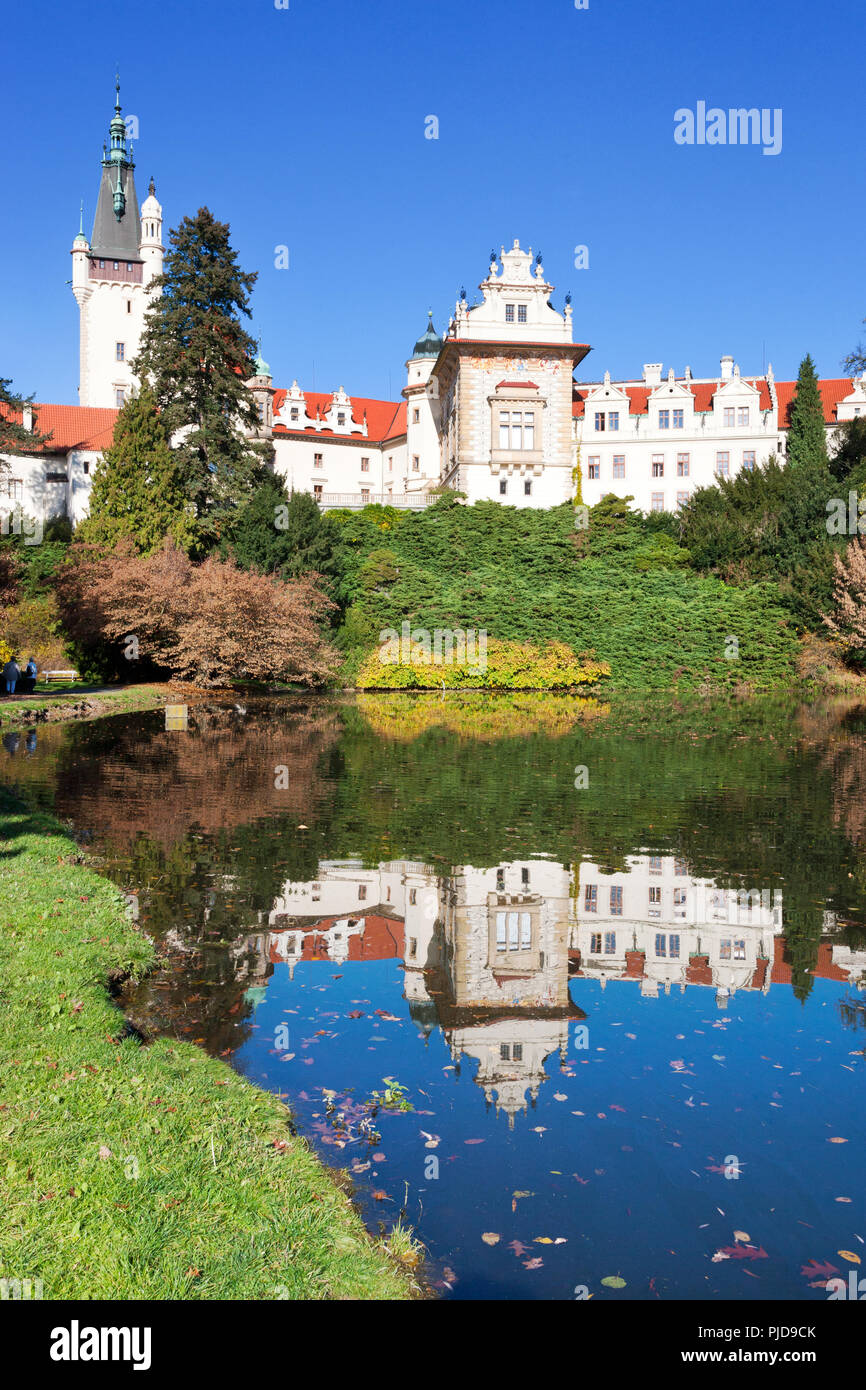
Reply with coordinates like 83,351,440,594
3,692,866,1301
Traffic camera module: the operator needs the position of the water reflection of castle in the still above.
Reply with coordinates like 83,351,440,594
230,856,866,1124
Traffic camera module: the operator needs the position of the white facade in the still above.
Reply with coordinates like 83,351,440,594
4,86,866,529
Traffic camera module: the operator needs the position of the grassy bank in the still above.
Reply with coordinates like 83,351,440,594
0,792,419,1300
0,683,172,731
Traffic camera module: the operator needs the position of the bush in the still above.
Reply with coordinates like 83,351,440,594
356,637,610,690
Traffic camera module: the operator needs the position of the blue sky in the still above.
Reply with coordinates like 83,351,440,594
3,0,862,404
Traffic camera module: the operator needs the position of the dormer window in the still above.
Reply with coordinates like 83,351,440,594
337,412,346,426
290,407,299,421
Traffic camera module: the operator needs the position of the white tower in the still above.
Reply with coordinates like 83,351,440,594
71,80,162,409
403,312,443,494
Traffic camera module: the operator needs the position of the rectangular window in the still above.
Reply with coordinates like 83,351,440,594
499,411,510,450
290,407,299,421
496,912,506,948
649,886,662,904
412,455,420,471
738,407,749,427
720,939,732,960
668,933,680,958
649,856,663,873
673,409,684,429
587,458,600,480
655,932,667,957
313,484,323,499
659,409,670,429
313,453,323,468
499,479,507,495
595,412,605,431
674,857,688,875
512,1043,523,1061
608,412,619,431
651,493,664,511
673,888,687,908
584,884,598,913
652,456,664,477
734,939,746,961
126,300,132,314
360,457,369,472
388,456,393,470
590,932,602,954
505,304,515,322
517,304,527,323
612,455,625,478
508,913,519,949
337,412,346,426
524,411,535,450
361,488,370,502
496,868,505,891
524,480,532,496
256,401,265,422
412,408,420,423
715,452,730,477
604,931,616,954
742,450,755,471
610,886,623,916
115,342,125,361
409,937,417,958
1,479,23,500
520,912,531,948
677,490,689,508
500,1043,511,1061
408,888,417,906
676,453,690,476
115,389,126,408
510,411,523,450
723,407,735,427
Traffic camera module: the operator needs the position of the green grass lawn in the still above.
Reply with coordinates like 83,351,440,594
0,792,420,1300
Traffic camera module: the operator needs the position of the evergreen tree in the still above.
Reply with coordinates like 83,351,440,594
132,208,271,548
225,482,341,587
785,353,830,472
77,388,196,555
0,378,52,456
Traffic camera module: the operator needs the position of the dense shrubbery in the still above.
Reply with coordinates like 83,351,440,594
330,494,800,691
356,636,610,690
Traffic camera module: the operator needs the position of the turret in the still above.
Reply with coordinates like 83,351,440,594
139,177,164,286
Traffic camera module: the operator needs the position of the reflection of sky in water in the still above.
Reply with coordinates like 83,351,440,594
4,700,866,1300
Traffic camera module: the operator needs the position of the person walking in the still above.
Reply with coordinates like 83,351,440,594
22,657,38,694
3,657,20,695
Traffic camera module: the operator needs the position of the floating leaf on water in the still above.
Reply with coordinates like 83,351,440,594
601,1275,627,1288
828,1137,848,1143
838,1250,861,1264
733,1230,751,1243
481,1232,500,1246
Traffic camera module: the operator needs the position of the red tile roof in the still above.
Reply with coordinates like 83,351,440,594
495,380,540,389
0,402,119,453
775,378,854,429
272,390,406,444
573,376,846,425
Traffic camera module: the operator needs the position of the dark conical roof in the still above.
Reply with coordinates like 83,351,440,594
89,79,141,262
412,311,443,359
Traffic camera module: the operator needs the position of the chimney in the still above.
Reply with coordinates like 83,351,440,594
642,363,663,386
720,355,734,381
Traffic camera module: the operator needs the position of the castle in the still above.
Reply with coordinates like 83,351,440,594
2,85,865,528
